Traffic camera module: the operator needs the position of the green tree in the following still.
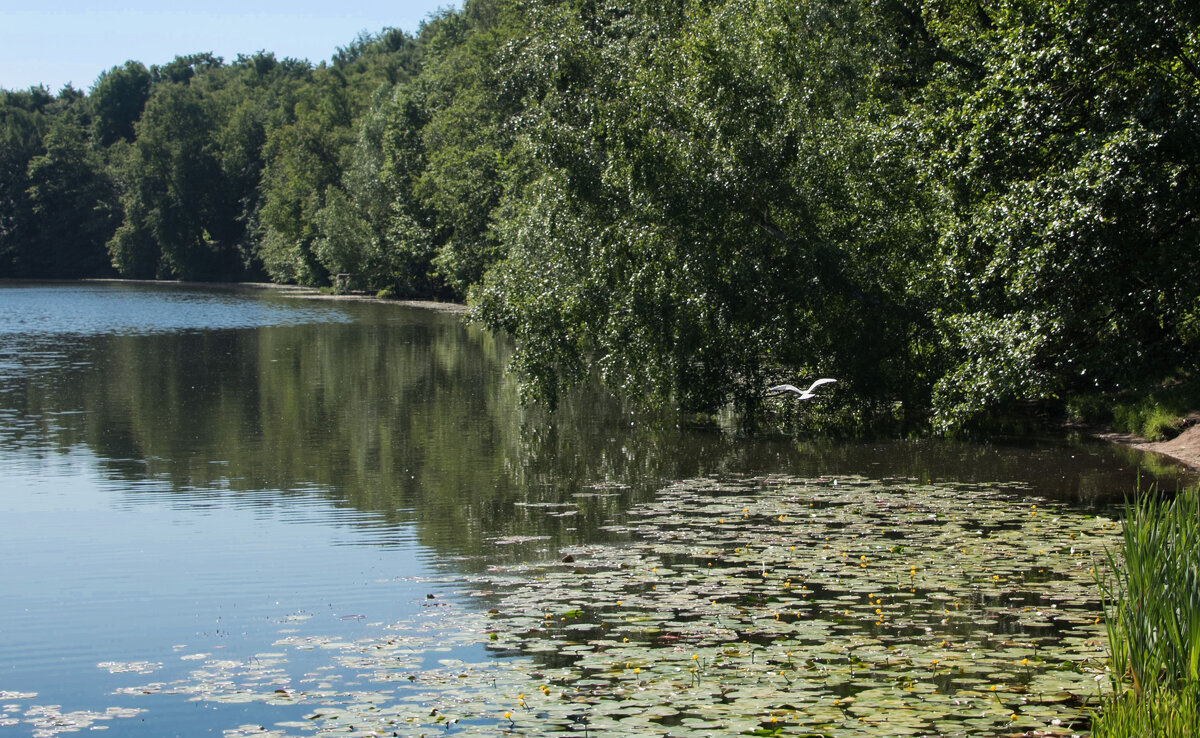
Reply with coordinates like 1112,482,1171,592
152,52,223,85
258,68,360,284
1,87,58,276
258,27,428,288
472,0,1199,434
25,114,118,277
108,80,228,279
921,0,1200,430
475,0,937,426
204,52,313,279
413,0,526,295
91,61,152,146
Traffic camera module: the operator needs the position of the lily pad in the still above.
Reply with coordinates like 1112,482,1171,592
88,475,1121,737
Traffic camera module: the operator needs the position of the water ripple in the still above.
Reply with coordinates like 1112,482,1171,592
0,282,350,337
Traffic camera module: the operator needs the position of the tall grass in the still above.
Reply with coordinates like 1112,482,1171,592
1093,486,1200,737
1069,380,1198,441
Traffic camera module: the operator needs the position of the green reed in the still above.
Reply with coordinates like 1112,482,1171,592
1093,486,1200,737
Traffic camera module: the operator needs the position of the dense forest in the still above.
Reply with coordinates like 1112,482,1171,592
2,0,1198,433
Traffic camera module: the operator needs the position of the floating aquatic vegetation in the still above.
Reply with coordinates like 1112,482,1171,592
492,535,553,545
79,476,1119,736
451,476,1117,736
97,660,163,675
0,701,145,737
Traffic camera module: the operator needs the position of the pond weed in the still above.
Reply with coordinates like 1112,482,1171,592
76,475,1123,736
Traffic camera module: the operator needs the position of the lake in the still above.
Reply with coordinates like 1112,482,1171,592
0,282,1193,736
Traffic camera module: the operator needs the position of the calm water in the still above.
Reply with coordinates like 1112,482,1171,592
0,282,1192,736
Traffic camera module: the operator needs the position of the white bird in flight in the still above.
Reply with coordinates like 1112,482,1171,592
767,378,837,399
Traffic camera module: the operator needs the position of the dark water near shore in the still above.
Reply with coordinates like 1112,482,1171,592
0,282,1192,735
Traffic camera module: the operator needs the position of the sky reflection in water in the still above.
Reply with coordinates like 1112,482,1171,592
0,282,1192,735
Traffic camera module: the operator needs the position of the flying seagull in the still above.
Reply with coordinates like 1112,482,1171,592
767,378,837,400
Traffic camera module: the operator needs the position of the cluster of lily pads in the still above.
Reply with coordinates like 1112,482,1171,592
0,690,144,736
2,475,1121,736
457,476,1118,736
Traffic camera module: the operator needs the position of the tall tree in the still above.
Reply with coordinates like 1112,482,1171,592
920,0,1200,429
108,80,228,279
91,61,152,146
475,0,935,424
258,68,360,284
25,114,118,277
1,87,55,277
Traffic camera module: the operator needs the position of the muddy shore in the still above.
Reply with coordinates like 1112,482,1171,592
85,279,470,313
1088,417,1200,471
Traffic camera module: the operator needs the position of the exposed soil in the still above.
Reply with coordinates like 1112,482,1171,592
1089,412,1200,470
270,285,468,312
82,278,469,313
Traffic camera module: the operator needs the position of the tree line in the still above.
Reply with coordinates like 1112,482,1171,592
2,0,1197,432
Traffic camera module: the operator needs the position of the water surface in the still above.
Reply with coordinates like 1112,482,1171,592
0,282,1191,735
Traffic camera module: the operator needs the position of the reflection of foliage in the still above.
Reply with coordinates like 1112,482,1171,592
4,290,653,561
2,285,1188,565
82,303,526,556
5,0,1199,432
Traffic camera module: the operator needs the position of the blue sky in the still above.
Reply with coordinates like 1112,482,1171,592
1,0,458,93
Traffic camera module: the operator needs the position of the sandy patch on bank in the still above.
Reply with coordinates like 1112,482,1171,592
1091,413,1200,470
82,279,469,313
271,285,468,313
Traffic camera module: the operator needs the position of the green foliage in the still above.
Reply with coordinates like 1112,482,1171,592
475,0,940,423
91,61,151,146
151,52,223,85
0,89,50,275
1,86,114,277
1113,403,1185,442
3,0,1198,435
257,29,423,287
1094,486,1200,736
413,0,521,294
1069,380,1200,440
108,80,229,279
924,0,1200,430
25,114,119,277
1092,688,1199,738
258,71,356,284
472,0,1200,432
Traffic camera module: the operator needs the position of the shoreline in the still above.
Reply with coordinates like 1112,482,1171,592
11,278,1198,470
79,278,470,313
1079,416,1200,471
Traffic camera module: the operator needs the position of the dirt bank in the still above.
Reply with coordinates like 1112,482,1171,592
81,278,469,313
1090,413,1200,470
263,283,468,313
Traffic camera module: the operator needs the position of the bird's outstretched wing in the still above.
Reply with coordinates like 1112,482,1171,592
804,378,837,393
768,378,838,400
767,384,802,395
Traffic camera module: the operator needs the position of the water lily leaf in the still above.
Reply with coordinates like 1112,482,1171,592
81,475,1121,737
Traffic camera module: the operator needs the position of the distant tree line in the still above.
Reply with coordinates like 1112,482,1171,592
2,0,1197,432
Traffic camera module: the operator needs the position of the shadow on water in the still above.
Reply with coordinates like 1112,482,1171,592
0,283,1193,570
1,283,1193,736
